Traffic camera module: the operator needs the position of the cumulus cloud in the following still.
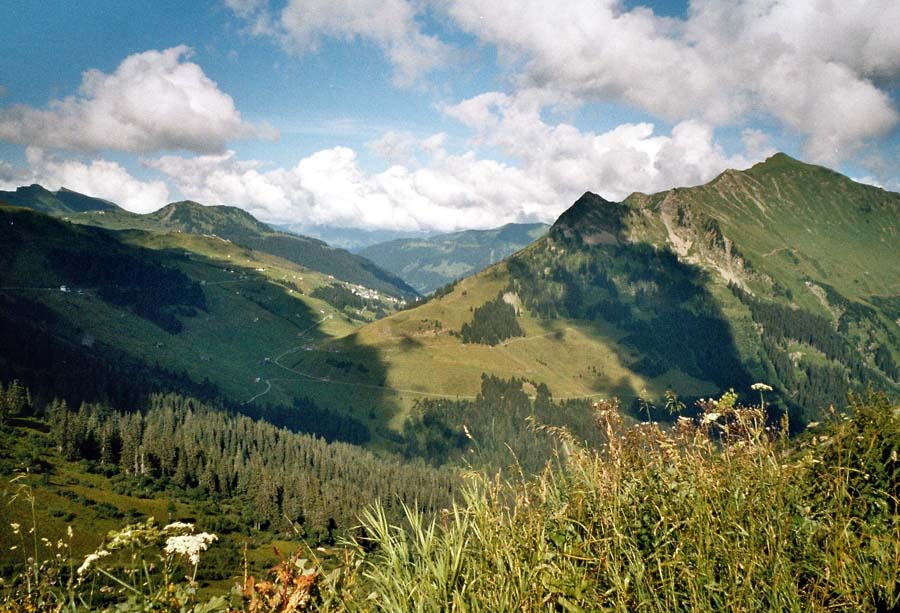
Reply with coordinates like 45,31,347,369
444,89,756,200
227,0,450,84
0,46,270,154
367,130,447,165
443,0,900,164
146,146,549,231
144,93,758,232
0,148,169,213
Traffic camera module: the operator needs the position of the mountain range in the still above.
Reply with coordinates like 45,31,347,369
0,184,421,301
1,153,898,437
280,153,899,429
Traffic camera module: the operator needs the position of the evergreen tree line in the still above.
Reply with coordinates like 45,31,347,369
731,285,896,425
402,374,601,474
459,293,524,346
41,391,457,543
735,288,850,363
0,378,30,423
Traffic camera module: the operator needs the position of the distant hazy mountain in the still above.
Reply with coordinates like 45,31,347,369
359,223,550,294
278,224,431,250
0,184,120,215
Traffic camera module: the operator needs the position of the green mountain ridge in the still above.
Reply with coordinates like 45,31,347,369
285,153,898,427
1,154,897,433
9,191,421,300
359,222,549,294
0,184,120,215
74,200,419,300
0,202,406,443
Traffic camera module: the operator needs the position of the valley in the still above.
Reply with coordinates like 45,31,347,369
1,153,899,611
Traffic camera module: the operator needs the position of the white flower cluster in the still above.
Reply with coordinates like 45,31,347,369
164,532,217,566
77,549,110,576
751,383,773,392
701,412,721,424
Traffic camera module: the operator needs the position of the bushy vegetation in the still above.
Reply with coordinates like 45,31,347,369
459,293,524,346
5,388,897,611
402,374,599,473
325,390,900,611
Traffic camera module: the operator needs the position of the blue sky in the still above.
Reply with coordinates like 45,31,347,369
1,0,898,231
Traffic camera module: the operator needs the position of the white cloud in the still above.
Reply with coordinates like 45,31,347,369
144,95,758,232
366,130,448,165
0,46,270,154
443,0,900,164
3,148,169,213
443,89,756,201
227,0,450,84
146,145,555,231
0,160,30,190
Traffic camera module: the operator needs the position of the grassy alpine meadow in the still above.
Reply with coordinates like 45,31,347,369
3,389,898,611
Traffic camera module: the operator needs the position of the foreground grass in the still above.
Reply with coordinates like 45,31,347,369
326,391,899,612
3,390,898,611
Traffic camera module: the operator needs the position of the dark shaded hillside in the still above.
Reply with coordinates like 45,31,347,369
507,193,752,394
359,222,548,294
0,205,205,333
0,204,388,444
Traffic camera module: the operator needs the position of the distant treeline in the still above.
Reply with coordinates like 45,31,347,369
5,386,457,543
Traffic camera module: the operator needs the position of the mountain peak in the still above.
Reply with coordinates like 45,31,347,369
551,191,627,243
746,152,830,176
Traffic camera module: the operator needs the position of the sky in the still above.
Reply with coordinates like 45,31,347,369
1,0,899,233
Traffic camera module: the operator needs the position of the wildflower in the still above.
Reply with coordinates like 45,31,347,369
77,550,110,576
751,383,773,392
10,523,20,535
701,412,721,424
67,526,74,539
164,532,217,566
